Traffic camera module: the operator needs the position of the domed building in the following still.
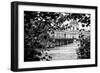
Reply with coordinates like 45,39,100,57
52,19,79,39
48,20,80,47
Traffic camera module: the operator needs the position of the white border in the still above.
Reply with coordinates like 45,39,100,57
18,5,95,68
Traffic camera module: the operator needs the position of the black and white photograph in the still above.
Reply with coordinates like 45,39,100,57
24,11,91,62
11,1,97,71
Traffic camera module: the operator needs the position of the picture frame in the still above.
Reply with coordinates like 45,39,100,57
11,1,98,72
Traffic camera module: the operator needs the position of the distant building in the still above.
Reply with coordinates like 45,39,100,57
52,30,79,39
47,20,90,47
50,20,79,39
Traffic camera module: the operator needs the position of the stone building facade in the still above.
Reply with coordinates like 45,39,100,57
51,20,80,39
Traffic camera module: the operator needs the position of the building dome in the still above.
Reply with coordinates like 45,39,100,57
69,19,79,30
